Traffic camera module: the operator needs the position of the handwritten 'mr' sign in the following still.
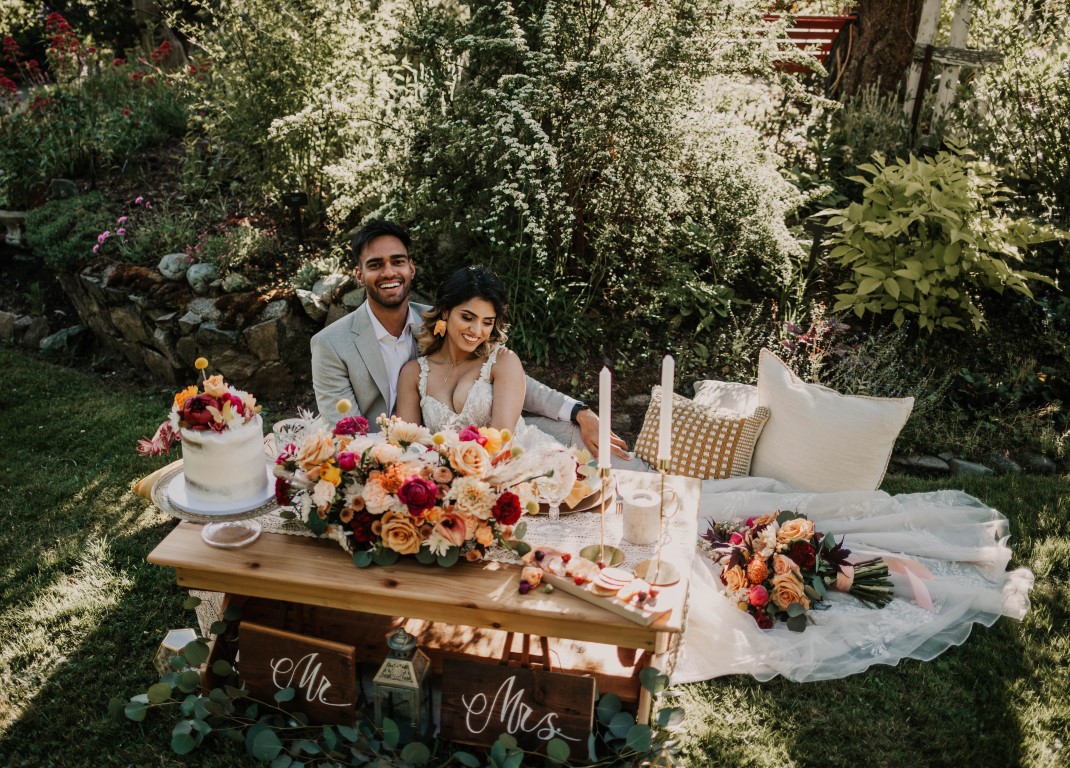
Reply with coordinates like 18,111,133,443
239,622,358,725
440,659,595,752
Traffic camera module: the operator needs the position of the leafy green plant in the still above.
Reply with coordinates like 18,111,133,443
195,224,278,274
112,597,686,766
24,191,112,270
819,144,1066,332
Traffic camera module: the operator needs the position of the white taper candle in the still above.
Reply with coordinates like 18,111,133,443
658,355,674,462
598,366,611,468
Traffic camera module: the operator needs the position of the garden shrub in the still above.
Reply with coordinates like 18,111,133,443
181,0,404,224
820,143,1066,333
94,197,199,266
24,192,113,270
194,223,277,275
350,0,804,364
0,25,189,209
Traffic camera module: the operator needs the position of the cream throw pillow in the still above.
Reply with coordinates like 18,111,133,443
692,380,759,413
634,387,770,480
750,348,914,491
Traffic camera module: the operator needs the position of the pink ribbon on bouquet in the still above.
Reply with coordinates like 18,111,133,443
884,555,935,612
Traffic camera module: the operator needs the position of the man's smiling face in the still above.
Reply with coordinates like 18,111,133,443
355,235,415,309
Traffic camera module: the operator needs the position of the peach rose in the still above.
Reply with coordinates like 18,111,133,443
371,443,404,465
777,518,815,545
296,430,335,471
475,524,495,547
465,549,483,562
432,465,455,484
380,511,423,555
449,440,492,478
773,553,801,576
771,571,810,610
723,565,748,592
203,374,227,398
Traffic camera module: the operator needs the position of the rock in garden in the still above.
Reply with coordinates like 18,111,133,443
186,297,221,323
948,458,994,477
611,413,632,433
159,253,191,281
177,311,202,334
341,287,365,308
296,288,328,322
323,302,348,327
49,178,79,199
186,263,219,295
988,453,1022,475
624,394,651,408
890,455,950,474
222,273,252,293
1018,452,1058,475
0,310,16,341
40,324,89,356
312,273,351,302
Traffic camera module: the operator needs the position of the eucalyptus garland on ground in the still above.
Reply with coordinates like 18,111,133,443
110,597,686,767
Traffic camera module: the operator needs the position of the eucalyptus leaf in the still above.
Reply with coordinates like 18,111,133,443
625,724,653,754
171,732,196,755
322,724,338,751
596,693,622,724
608,711,635,739
656,706,685,728
513,521,527,539
212,659,233,676
373,548,399,566
124,700,147,722
546,738,570,764
297,739,321,755
400,742,431,765
415,548,437,565
353,550,374,568
503,753,523,768
183,595,202,610
271,755,294,768
209,620,229,636
147,682,173,704
337,725,358,742
787,614,808,633
180,694,197,716
381,717,400,748
178,669,201,693
497,734,518,750
275,687,296,703
252,729,284,762
223,605,243,621
511,540,531,558
181,640,210,666
436,548,459,567
453,751,480,767
588,732,599,763
639,667,669,694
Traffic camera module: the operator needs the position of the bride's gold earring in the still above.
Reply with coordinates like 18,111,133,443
433,319,447,337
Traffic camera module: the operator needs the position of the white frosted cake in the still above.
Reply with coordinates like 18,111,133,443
181,414,268,504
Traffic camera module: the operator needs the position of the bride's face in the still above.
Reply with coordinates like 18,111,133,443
444,298,497,355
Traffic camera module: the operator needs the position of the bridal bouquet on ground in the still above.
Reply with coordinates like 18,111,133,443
273,406,573,567
701,511,893,632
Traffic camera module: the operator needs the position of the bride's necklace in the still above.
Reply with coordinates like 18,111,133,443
442,353,475,384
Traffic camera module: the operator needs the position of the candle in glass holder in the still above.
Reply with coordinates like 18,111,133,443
598,366,611,468
658,355,674,462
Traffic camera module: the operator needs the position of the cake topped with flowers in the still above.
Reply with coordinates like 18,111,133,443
137,357,261,457
138,358,269,510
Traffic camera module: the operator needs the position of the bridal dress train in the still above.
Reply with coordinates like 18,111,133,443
417,344,560,451
672,476,1034,684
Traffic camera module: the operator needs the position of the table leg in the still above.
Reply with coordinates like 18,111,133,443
635,631,671,725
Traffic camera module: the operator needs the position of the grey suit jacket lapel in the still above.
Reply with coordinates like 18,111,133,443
351,305,391,413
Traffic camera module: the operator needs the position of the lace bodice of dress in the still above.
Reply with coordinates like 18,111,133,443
417,345,500,433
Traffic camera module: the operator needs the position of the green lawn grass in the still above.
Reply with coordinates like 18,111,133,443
0,347,1065,767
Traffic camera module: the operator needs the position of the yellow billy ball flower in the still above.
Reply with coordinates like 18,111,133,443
432,432,447,446
194,357,209,370
510,445,525,458
499,428,513,444
336,398,352,414
526,500,540,515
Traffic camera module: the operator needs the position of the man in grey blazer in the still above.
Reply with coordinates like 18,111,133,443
311,220,626,458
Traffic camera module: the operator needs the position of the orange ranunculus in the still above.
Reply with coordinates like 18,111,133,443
478,427,503,455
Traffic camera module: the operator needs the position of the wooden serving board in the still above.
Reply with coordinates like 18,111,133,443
541,572,671,627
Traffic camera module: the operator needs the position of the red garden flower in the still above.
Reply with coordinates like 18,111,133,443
333,415,370,437
788,540,817,571
179,393,221,430
397,476,439,515
492,491,522,526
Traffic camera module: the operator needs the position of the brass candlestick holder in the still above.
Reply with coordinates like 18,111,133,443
580,467,624,567
635,459,681,586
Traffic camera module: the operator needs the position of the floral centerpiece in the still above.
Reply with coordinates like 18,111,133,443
701,511,893,631
273,403,573,567
136,357,261,456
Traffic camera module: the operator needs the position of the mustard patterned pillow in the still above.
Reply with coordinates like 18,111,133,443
634,387,770,479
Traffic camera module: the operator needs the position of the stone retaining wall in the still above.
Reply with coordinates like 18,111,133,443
57,260,331,395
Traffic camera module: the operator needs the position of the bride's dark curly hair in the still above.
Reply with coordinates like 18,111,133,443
418,265,510,358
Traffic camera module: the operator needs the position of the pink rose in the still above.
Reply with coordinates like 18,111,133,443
748,585,769,607
337,451,358,471
397,476,439,515
729,532,744,546
221,392,245,416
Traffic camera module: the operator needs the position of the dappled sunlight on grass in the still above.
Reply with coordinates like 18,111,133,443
0,537,132,730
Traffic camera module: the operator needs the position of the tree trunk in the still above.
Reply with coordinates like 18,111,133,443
839,0,925,99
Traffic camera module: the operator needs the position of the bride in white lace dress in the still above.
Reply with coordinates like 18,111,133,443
394,265,558,449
